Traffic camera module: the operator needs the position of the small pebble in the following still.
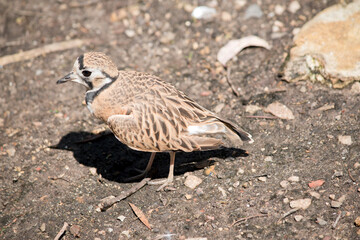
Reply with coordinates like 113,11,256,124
317,218,327,226
117,215,126,222
237,168,245,175
218,186,227,197
264,156,273,162
233,181,240,188
354,162,360,169
40,223,46,232
191,6,216,20
221,11,232,21
329,194,336,200
108,228,113,233
185,194,192,200
288,1,301,13
331,200,342,208
124,29,136,38
354,216,360,227
258,176,267,182
70,225,81,237
294,215,303,222
244,4,263,19
89,167,97,176
184,175,202,189
290,198,311,210
283,198,289,204
274,5,285,15
214,103,225,113
338,195,346,203
351,82,360,94
121,230,131,238
280,180,290,188
288,176,300,182
195,187,204,196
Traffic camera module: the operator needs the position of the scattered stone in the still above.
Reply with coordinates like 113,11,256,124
308,179,325,188
329,194,336,200
244,4,263,19
354,216,360,227
288,1,301,13
191,6,216,20
185,194,192,200
184,175,202,189
40,223,46,232
214,103,225,113
351,82,360,94
160,32,175,44
70,225,81,237
124,29,135,38
332,170,344,178
235,0,246,9
282,1,360,88
195,188,204,196
264,156,273,162
288,176,300,182
258,176,267,182
242,182,249,188
6,146,16,157
0,118,4,127
221,11,232,21
338,195,346,203
233,181,240,188
317,218,327,226
294,215,303,222
331,200,342,208
309,191,320,199
245,105,262,114
283,198,289,204
218,187,227,197
354,162,360,169
89,167,97,176
290,198,311,210
108,228,113,233
274,5,285,15
280,180,290,188
338,135,352,145
117,215,126,222
237,168,245,175
121,230,131,238
265,102,295,120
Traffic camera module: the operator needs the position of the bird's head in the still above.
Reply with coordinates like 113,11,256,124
57,52,118,90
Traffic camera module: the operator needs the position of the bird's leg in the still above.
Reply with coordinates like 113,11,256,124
126,152,156,181
148,152,175,191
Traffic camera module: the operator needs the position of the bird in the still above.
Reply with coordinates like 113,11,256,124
57,52,253,191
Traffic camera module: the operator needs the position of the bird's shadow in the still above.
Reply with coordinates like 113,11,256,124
51,131,248,183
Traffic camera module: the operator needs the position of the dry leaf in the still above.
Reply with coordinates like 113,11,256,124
265,102,295,120
217,35,271,66
129,203,151,230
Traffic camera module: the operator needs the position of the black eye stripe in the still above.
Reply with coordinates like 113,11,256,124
82,70,92,77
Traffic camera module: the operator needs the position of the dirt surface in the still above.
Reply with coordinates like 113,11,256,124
1,0,360,239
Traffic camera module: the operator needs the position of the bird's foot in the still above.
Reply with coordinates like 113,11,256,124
148,178,174,191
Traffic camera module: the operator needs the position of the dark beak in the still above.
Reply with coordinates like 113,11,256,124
56,72,75,84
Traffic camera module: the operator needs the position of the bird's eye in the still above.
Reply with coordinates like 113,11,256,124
82,70,92,77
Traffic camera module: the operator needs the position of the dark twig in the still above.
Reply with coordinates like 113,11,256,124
245,115,279,119
348,169,356,182
54,222,68,240
225,66,240,97
97,178,151,211
231,214,268,226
